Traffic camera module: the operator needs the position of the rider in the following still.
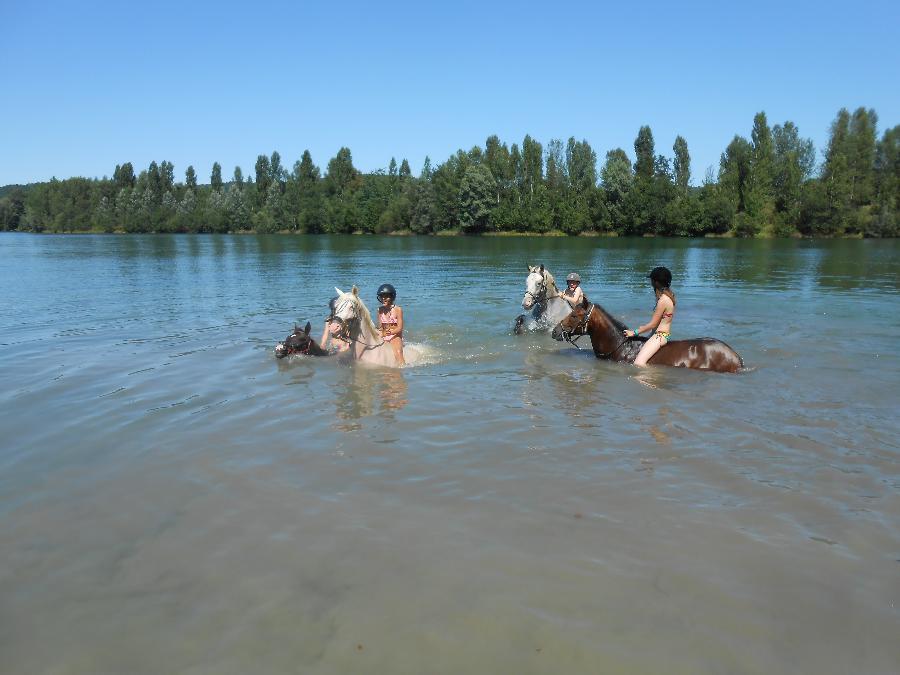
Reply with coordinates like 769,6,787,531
376,283,406,366
624,266,675,366
558,272,584,308
319,296,350,354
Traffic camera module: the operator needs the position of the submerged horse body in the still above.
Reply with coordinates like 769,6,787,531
517,265,572,332
552,298,743,373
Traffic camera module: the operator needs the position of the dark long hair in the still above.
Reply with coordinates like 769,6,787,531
651,279,676,306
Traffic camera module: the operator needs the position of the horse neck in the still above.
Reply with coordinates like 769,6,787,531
544,275,559,297
588,305,625,355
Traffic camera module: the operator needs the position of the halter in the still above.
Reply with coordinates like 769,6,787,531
560,304,635,359
560,303,594,349
523,274,548,307
331,298,385,350
277,331,313,356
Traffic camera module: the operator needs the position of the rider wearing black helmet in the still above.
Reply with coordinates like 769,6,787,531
625,266,676,366
376,283,406,366
557,272,584,308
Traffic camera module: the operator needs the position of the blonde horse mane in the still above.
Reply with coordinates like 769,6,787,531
339,286,380,338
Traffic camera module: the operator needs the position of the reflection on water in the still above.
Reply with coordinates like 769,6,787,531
1,234,899,674
333,363,408,430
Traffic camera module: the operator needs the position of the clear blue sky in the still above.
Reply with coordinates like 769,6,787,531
1,0,898,187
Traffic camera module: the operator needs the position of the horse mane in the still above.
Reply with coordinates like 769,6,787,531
347,293,380,337
542,269,559,295
587,299,629,333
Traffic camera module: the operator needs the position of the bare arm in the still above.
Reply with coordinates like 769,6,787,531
393,306,404,334
626,298,668,337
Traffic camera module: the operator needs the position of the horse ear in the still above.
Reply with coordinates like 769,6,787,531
335,286,343,296
351,285,359,296
539,264,544,274
304,321,311,335
528,265,534,272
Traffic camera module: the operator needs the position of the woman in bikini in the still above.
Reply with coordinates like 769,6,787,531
624,266,675,367
376,283,406,366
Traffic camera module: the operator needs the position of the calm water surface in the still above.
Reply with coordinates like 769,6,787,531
1,234,898,674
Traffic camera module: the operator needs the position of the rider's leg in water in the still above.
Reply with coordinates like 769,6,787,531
634,333,667,366
391,336,406,365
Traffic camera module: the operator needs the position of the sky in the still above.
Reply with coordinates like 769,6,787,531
1,0,898,187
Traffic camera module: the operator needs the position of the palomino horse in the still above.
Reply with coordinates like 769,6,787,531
551,297,744,373
330,286,404,367
275,322,330,358
517,264,573,332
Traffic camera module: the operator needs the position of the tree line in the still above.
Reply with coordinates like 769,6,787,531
1,107,897,237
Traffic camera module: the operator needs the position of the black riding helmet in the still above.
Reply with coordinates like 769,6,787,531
648,266,672,288
376,283,397,301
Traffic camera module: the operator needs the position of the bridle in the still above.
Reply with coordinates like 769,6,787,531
277,331,313,357
559,303,594,349
330,298,385,350
559,304,634,359
523,274,548,307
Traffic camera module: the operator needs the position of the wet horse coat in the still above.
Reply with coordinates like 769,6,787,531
517,264,573,332
330,286,403,367
275,322,330,358
552,298,743,373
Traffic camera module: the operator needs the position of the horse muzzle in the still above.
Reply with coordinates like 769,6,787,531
551,325,564,341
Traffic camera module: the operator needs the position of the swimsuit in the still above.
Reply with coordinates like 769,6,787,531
379,306,402,341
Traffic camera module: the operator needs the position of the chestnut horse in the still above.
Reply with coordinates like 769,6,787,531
551,298,743,373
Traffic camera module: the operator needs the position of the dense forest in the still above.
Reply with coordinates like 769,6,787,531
1,108,897,237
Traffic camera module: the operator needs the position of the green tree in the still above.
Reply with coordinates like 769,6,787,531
185,165,197,189
113,162,135,189
872,125,900,236
410,180,437,234
211,163,223,192
772,121,814,235
255,154,272,206
821,108,853,234
521,135,543,200
566,137,597,195
634,126,655,180
399,159,411,179
847,107,877,208
673,136,690,191
718,135,752,215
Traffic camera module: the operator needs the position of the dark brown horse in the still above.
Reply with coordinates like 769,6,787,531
551,298,744,373
275,322,330,358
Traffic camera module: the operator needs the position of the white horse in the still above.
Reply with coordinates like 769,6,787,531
330,286,407,367
518,264,572,331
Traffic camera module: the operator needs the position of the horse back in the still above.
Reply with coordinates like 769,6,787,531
652,337,743,373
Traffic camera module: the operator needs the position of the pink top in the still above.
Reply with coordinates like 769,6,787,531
379,306,402,341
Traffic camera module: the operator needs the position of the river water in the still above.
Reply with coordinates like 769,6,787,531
1,234,898,674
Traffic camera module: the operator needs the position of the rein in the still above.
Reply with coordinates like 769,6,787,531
561,304,635,359
330,313,385,351
561,303,594,349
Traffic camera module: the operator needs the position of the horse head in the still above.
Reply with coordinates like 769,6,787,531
275,321,316,358
551,297,591,342
522,264,548,310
